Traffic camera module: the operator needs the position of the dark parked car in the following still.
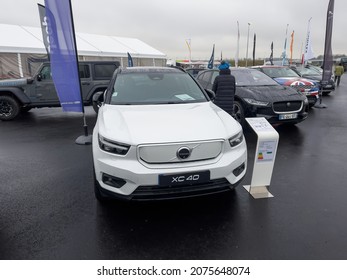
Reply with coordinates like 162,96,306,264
252,65,319,107
185,68,205,77
196,68,309,126
338,57,347,71
290,65,335,95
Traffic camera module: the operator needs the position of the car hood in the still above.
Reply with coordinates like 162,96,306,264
0,78,30,87
236,85,306,102
274,77,317,86
96,102,241,145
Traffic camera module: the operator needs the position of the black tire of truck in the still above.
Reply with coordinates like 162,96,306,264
92,100,99,114
0,95,20,121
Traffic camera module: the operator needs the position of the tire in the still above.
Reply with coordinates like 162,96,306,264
322,91,331,96
92,100,100,114
233,101,246,126
0,95,20,121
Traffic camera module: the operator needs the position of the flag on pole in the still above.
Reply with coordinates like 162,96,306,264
282,24,289,66
290,31,294,65
185,39,191,63
38,4,50,60
207,44,215,69
235,21,240,67
322,0,335,84
304,18,315,64
269,42,274,65
252,33,256,66
40,0,83,113
127,52,134,67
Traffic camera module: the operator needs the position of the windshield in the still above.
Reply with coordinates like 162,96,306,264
298,67,321,76
110,71,207,105
231,69,279,86
308,65,323,74
262,67,299,78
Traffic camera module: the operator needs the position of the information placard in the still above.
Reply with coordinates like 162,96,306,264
244,117,279,199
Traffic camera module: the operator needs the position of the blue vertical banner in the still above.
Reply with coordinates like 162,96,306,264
42,0,83,112
207,44,215,69
127,52,134,67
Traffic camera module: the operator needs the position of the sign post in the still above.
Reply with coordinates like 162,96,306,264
244,117,279,199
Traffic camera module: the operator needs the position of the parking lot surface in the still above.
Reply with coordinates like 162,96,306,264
1,80,347,260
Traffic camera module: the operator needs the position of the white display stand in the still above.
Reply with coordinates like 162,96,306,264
243,117,279,199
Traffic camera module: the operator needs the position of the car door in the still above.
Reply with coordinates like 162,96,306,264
28,65,59,103
78,63,92,100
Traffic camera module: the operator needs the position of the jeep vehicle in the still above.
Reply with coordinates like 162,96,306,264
0,61,120,121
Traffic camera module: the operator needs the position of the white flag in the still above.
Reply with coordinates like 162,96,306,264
304,18,315,62
235,21,240,67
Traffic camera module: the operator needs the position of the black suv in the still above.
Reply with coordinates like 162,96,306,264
339,57,347,72
0,61,120,120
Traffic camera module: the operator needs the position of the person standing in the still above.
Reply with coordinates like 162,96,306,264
212,61,236,116
334,63,344,87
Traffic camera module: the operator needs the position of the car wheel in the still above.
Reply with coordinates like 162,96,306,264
322,91,331,96
0,95,20,121
233,101,245,126
92,99,100,114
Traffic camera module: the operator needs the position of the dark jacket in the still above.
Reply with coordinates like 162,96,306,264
212,68,236,115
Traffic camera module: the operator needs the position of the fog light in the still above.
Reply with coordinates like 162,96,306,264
233,163,245,177
102,173,126,188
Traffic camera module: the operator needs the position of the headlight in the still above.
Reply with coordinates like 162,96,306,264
229,131,244,148
243,98,269,106
98,134,130,155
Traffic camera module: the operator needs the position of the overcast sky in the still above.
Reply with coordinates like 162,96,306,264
0,0,345,61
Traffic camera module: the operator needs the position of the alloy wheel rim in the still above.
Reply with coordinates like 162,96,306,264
0,100,13,117
233,104,242,123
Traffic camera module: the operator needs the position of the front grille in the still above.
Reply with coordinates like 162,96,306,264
131,178,233,200
138,140,223,164
273,101,302,113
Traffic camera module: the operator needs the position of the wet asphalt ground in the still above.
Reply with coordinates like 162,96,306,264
1,79,347,260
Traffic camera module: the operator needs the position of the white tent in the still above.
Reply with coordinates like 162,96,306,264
0,23,166,58
0,23,167,78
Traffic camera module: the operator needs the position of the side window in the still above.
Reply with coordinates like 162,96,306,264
78,65,90,79
94,64,117,79
39,66,52,80
200,71,211,83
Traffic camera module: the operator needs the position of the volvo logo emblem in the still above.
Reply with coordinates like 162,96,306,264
286,102,291,107
177,147,191,159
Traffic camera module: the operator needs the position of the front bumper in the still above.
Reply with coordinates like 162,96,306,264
245,104,309,124
93,133,248,200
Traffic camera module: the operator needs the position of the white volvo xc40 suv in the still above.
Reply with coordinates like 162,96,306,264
92,67,247,201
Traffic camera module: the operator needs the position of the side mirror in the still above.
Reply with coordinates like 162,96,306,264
92,91,104,113
37,74,42,81
205,89,215,101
